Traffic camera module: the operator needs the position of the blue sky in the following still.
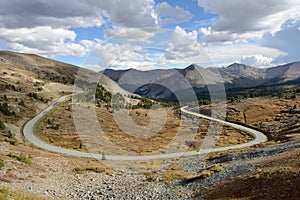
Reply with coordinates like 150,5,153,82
0,0,299,70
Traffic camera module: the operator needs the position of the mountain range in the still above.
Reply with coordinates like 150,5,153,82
102,62,300,101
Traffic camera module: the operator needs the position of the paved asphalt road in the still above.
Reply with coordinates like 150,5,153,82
23,95,267,161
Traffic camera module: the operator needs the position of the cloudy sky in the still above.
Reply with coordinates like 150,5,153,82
0,0,299,70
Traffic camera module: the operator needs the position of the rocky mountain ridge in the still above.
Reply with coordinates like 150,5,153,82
102,61,300,100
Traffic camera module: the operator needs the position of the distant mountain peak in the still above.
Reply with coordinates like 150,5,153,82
227,63,251,69
220,62,265,79
185,64,198,70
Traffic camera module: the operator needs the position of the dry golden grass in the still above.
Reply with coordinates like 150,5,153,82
227,97,300,127
121,159,165,171
216,127,254,147
187,120,253,150
97,107,180,153
128,108,151,125
159,161,226,186
161,161,197,185
227,96,300,141
0,173,16,183
35,101,182,154
34,100,254,155
70,158,110,174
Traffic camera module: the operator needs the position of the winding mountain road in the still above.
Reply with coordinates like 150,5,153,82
23,94,267,161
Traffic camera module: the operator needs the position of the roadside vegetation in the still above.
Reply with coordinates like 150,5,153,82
0,158,4,169
72,159,110,174
7,152,32,164
0,187,47,200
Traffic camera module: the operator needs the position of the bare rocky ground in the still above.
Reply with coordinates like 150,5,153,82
0,136,299,199
189,140,300,199
0,141,192,199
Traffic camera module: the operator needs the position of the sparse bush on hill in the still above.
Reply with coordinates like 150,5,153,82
0,120,5,130
28,92,38,100
0,102,15,116
18,99,26,107
53,123,60,130
0,158,4,169
2,129,17,145
33,81,44,87
5,84,22,92
7,152,32,164
5,130,13,139
27,92,48,103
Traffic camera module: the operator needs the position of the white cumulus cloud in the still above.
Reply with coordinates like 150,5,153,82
204,43,286,67
159,26,211,65
83,42,153,71
0,26,93,57
238,54,274,68
198,0,300,43
105,27,158,43
0,0,160,57
156,2,192,25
